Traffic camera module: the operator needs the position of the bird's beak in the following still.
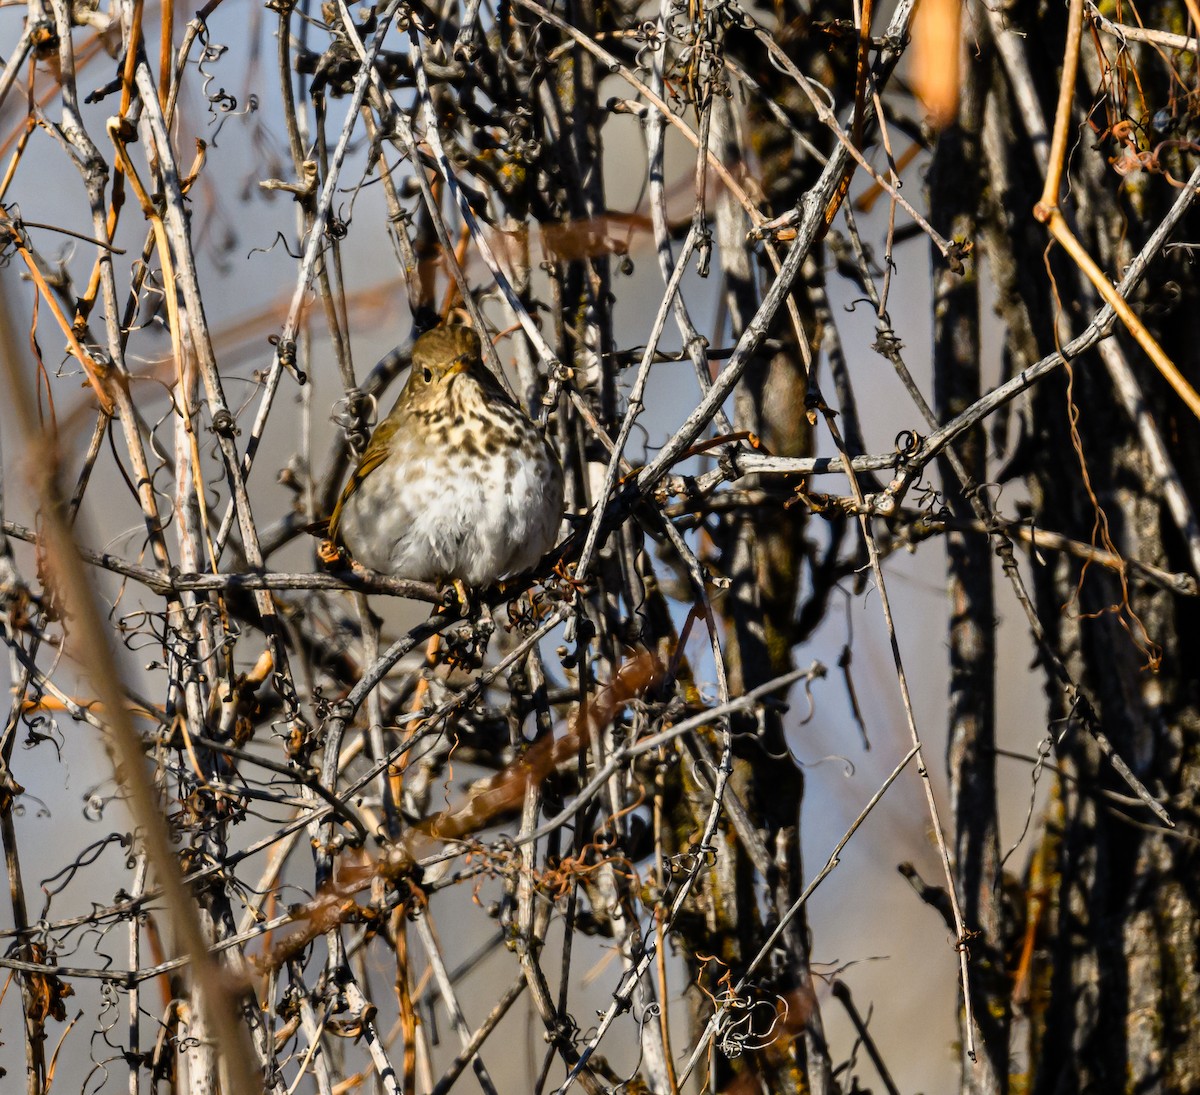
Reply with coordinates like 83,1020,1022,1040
444,354,470,376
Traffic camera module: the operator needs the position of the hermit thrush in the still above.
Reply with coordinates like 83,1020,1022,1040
328,325,564,588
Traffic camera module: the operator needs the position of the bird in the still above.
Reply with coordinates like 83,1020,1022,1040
328,324,564,591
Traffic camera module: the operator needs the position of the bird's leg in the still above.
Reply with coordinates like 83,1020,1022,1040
432,577,472,617
452,578,472,616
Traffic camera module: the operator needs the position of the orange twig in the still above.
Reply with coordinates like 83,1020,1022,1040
1035,0,1200,422
0,216,114,413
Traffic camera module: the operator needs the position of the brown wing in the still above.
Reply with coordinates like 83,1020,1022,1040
327,416,399,542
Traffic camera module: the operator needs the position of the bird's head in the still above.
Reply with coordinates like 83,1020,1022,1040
410,325,483,386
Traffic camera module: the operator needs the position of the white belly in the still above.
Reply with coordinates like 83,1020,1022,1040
337,445,562,587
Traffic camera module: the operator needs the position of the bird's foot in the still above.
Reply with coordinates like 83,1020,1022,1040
317,538,347,570
434,578,474,617
431,581,496,669
442,608,493,671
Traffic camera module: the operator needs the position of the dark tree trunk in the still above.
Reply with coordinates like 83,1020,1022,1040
959,2,1200,1091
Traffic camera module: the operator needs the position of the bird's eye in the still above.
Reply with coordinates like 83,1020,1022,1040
422,367,433,383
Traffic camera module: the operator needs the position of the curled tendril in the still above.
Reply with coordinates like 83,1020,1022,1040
633,21,665,68
667,842,716,874
197,42,230,110
116,608,171,653
332,389,378,454
83,787,116,822
710,987,787,1059
893,429,922,459
634,19,663,45
210,87,238,112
